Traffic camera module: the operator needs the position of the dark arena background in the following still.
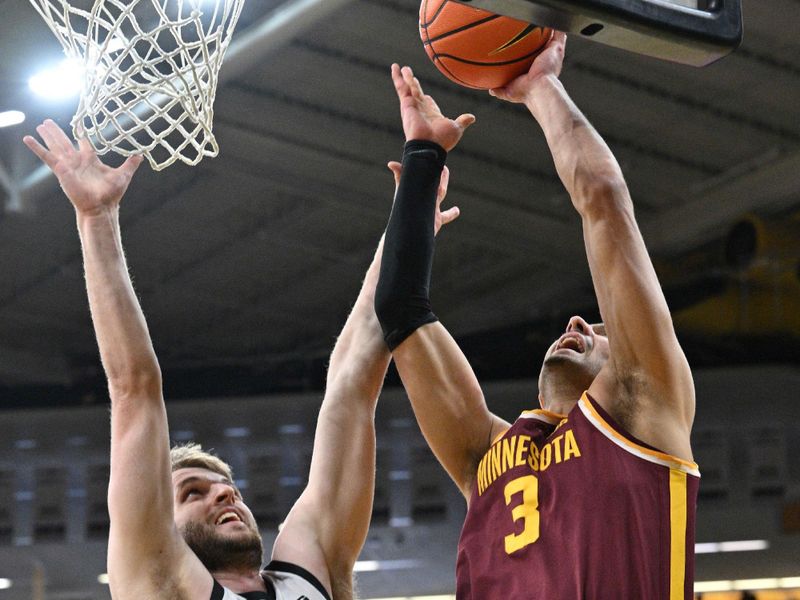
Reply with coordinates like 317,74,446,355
0,0,799,597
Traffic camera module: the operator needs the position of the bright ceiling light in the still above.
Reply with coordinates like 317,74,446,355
354,559,422,572
0,111,25,128
29,58,84,100
734,578,780,591
694,581,733,592
718,539,769,552
97,573,109,585
695,539,769,554
695,577,800,592
0,579,11,590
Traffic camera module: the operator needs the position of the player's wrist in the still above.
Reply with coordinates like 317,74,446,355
75,203,119,225
523,73,561,108
403,140,447,168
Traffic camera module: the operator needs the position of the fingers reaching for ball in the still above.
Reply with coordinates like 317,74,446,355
390,63,475,151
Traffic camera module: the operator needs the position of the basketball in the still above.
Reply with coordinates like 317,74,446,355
419,0,553,90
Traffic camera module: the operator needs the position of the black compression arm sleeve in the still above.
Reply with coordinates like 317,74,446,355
375,140,447,351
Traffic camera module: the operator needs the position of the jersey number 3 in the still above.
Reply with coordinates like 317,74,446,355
503,474,540,554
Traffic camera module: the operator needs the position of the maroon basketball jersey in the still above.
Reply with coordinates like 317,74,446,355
456,392,700,600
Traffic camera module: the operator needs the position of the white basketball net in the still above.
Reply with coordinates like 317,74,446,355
29,0,246,170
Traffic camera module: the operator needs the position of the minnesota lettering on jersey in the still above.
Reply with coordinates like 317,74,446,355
477,427,582,495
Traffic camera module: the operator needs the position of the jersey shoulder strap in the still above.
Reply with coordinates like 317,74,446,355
264,560,332,600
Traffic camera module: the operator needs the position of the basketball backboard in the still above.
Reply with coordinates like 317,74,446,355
454,0,743,66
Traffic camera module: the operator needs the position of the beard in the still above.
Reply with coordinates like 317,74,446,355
180,519,264,573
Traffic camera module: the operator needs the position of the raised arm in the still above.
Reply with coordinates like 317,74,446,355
375,66,509,501
274,161,461,599
270,235,391,599
23,123,210,599
492,34,695,460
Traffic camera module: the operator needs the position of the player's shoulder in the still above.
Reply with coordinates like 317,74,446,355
513,408,566,434
264,560,332,600
211,561,331,600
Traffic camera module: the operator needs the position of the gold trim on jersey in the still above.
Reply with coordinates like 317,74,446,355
490,410,566,445
491,428,511,446
669,469,688,600
578,393,701,477
519,409,566,425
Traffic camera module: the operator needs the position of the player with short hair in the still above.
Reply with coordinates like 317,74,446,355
375,33,699,599
23,120,457,600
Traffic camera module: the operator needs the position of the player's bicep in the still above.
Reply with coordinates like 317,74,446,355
108,398,174,528
582,186,694,420
306,393,377,556
271,502,334,599
108,524,214,600
393,322,509,496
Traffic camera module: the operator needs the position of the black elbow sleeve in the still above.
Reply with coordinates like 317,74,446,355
375,140,447,351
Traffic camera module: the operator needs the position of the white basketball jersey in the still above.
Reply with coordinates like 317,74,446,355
214,561,330,600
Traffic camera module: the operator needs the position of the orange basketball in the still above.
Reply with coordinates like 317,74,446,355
419,0,553,90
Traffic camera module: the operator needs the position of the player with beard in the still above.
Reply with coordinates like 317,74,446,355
23,120,458,599
375,35,699,599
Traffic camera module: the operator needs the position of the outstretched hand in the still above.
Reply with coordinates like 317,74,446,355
23,120,143,216
392,64,475,151
387,161,459,236
489,31,567,104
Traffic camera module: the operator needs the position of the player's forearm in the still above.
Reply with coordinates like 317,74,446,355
524,75,627,215
374,141,444,349
295,240,390,571
327,237,391,401
77,208,161,397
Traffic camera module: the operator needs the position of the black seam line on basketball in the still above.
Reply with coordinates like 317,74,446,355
421,0,435,57
489,24,538,56
422,14,502,46
571,61,800,144
433,54,485,90
437,64,479,89
432,47,547,67
288,40,721,174
420,0,449,29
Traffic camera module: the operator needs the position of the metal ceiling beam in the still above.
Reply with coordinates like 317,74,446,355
211,117,584,262
220,0,356,83
17,0,357,199
645,148,800,255
0,345,72,385
0,158,21,213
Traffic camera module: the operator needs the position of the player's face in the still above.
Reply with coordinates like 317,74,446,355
172,467,263,572
539,317,609,400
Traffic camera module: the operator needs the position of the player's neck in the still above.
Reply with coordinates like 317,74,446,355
540,379,584,415
544,396,578,416
212,568,266,594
